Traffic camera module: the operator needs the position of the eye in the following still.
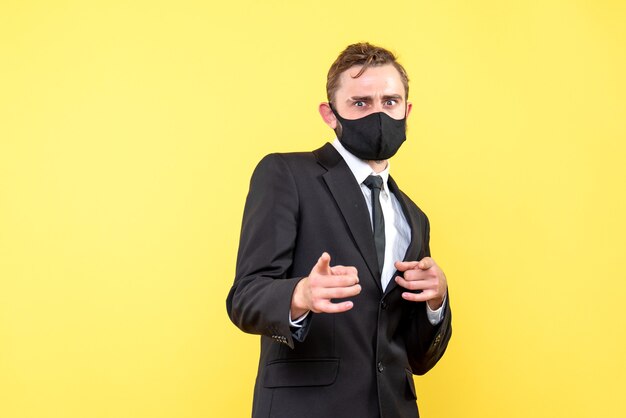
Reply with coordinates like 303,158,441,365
384,99,398,106
354,101,366,107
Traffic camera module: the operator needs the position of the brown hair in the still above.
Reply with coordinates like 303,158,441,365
326,42,409,103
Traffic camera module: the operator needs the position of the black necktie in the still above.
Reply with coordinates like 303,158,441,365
363,175,385,277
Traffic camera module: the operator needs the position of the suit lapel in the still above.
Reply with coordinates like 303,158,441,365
384,176,424,295
314,143,382,292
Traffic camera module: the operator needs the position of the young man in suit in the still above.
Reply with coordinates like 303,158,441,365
227,43,452,418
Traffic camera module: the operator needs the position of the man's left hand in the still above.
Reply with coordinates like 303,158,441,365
394,257,447,310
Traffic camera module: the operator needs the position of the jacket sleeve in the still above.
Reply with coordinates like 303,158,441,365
226,153,303,349
405,296,452,375
404,214,453,375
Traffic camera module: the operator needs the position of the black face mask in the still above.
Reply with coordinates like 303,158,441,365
331,106,407,160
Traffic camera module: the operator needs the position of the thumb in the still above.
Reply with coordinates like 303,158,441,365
312,252,332,275
417,257,434,270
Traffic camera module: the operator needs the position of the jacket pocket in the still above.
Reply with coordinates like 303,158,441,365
263,358,339,388
405,368,417,400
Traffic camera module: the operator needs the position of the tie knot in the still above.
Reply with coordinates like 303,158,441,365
363,175,383,191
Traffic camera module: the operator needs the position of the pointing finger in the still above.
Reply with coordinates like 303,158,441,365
312,252,332,275
394,261,420,271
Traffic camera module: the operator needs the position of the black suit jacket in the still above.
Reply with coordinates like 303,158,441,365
227,143,451,418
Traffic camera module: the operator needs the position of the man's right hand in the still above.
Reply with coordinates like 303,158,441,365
290,252,361,318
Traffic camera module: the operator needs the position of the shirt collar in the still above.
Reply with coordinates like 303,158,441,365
331,138,390,195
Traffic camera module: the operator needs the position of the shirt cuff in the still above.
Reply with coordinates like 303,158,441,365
289,310,311,328
425,293,446,325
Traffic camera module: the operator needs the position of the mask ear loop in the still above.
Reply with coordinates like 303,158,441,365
328,103,342,120
327,103,345,139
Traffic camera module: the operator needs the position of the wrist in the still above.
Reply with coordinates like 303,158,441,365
427,297,444,311
290,278,309,318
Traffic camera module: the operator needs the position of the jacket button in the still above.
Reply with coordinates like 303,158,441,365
377,362,384,373
380,300,388,310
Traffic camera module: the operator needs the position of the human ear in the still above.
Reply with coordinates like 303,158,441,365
406,102,413,118
318,102,338,129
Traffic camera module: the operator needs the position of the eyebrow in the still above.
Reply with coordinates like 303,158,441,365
348,94,403,102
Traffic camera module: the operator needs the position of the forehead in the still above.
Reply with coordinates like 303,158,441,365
337,64,405,99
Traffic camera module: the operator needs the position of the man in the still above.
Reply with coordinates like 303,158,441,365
227,43,452,418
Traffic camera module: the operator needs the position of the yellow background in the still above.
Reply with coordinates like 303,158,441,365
1,1,625,417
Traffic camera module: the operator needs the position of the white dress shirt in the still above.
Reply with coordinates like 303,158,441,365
332,139,411,291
